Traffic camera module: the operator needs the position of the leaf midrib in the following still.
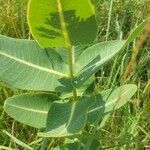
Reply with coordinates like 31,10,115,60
52,103,76,136
76,45,123,75
0,51,68,77
66,102,76,127
80,51,114,73
6,103,48,114
88,87,133,113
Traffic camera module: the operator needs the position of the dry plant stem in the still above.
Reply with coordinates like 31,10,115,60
123,18,150,82
56,0,77,100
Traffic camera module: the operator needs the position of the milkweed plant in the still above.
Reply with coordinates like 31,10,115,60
0,0,148,149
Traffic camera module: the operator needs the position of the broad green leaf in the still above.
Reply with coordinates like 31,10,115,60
4,93,59,128
38,97,94,137
74,19,148,88
0,36,68,91
28,0,97,48
87,84,137,124
74,40,125,87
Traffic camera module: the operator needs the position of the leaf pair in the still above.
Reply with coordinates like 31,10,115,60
1,16,147,92
4,84,137,137
0,36,124,93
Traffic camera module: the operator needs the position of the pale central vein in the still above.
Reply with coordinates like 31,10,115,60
0,51,68,77
8,104,47,114
88,87,132,113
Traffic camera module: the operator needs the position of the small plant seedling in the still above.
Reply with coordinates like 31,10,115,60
0,0,148,149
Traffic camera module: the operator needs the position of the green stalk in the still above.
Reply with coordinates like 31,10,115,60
68,46,78,100
56,0,77,100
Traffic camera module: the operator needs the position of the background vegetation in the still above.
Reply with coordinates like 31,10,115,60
0,0,150,149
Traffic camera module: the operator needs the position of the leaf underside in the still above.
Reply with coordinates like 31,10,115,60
4,84,137,131
39,97,94,137
74,40,125,87
0,18,148,92
38,84,137,137
87,84,137,124
0,36,68,91
4,93,59,128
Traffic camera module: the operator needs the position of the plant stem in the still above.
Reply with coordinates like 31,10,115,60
68,46,74,77
68,46,78,100
56,0,77,100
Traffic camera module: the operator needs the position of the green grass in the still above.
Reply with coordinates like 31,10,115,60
0,0,150,149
